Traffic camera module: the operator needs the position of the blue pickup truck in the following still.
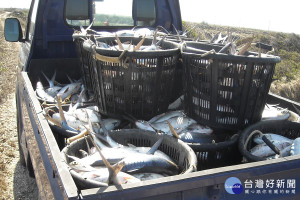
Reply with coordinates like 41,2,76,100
4,0,300,199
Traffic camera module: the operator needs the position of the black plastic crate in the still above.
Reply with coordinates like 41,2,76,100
82,36,180,120
187,132,241,170
182,42,281,131
239,120,300,162
73,33,94,91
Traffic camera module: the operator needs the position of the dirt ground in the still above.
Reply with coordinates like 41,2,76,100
0,12,39,200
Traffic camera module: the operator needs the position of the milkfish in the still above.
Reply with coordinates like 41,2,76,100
168,121,215,144
85,122,179,175
290,138,300,156
250,141,292,158
68,151,140,186
261,104,290,121
84,128,175,165
266,145,292,160
42,71,63,97
148,110,186,124
135,115,196,136
57,79,82,101
253,133,293,145
132,173,165,181
36,81,55,102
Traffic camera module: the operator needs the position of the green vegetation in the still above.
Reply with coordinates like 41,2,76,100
94,14,133,26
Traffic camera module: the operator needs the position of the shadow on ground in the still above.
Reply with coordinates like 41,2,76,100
13,160,39,200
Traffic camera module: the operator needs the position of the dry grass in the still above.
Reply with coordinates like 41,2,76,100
0,9,38,200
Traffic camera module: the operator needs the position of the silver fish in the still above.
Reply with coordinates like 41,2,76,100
42,71,63,97
52,112,84,132
250,141,292,158
136,116,196,136
148,110,186,124
120,153,178,175
132,173,165,181
253,133,293,145
177,132,216,144
178,123,213,135
36,81,55,102
266,145,292,159
57,82,82,101
261,104,290,121
290,138,300,156
68,154,140,185
74,108,100,123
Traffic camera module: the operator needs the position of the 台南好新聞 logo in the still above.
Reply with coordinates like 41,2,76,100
225,177,243,194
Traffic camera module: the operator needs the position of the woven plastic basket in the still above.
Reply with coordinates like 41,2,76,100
61,129,197,189
182,42,281,130
82,36,180,120
187,132,241,170
239,120,300,162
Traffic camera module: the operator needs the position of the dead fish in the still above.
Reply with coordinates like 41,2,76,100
120,153,179,175
68,154,140,185
57,82,82,101
136,115,196,136
36,81,55,102
253,133,293,145
148,110,186,124
261,104,290,121
42,71,63,97
132,173,165,181
178,123,213,135
290,138,300,156
250,141,292,158
266,145,291,159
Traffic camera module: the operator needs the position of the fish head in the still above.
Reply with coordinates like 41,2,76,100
135,120,154,131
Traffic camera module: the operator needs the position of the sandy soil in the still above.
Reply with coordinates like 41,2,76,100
0,11,39,200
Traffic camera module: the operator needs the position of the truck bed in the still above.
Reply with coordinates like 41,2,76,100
19,57,300,199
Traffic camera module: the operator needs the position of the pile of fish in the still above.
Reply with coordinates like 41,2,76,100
35,71,88,104
261,104,300,122
250,133,300,159
65,119,179,186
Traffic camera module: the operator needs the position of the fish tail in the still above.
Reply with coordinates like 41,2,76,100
89,135,125,185
51,70,56,87
41,71,53,87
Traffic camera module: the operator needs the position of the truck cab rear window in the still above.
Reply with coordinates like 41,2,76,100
65,0,157,27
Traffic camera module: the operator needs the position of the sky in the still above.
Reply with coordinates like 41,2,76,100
0,0,299,34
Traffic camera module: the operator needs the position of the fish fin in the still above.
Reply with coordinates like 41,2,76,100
147,137,163,155
167,121,180,139
41,71,53,88
172,24,183,43
134,35,146,51
51,70,56,87
148,123,163,135
89,135,125,185
44,114,62,128
115,33,124,50
127,143,136,148
292,103,300,116
66,129,88,144
66,74,73,83
156,34,167,46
